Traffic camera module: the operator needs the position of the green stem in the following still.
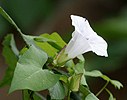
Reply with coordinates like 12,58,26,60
22,90,25,100
96,81,109,96
67,90,71,100
34,92,46,100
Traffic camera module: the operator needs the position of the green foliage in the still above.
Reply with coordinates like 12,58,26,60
74,55,87,86
35,32,66,57
0,34,18,87
68,73,82,92
85,70,123,96
9,45,60,93
79,85,99,100
49,81,65,99
0,7,123,100
85,70,103,77
40,32,66,49
0,7,21,33
85,93,99,100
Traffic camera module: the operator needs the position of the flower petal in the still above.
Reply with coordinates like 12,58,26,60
65,15,108,58
65,31,91,58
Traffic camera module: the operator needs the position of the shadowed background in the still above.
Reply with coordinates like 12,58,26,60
0,0,127,99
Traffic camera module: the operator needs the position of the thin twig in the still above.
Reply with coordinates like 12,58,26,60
96,81,109,96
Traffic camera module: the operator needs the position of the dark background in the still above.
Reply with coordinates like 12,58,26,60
0,0,127,99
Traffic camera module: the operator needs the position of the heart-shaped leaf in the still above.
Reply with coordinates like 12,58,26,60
9,45,60,93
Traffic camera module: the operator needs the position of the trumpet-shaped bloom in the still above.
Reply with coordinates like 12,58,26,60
65,15,108,58
54,15,108,65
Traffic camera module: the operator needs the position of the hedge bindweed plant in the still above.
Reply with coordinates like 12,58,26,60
0,7,123,100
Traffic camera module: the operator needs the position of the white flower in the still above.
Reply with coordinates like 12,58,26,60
54,15,108,66
65,15,108,58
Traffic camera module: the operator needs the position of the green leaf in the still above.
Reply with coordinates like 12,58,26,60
36,32,66,57
74,60,87,86
85,70,103,77
68,74,82,92
34,36,56,43
9,45,60,93
77,55,85,62
85,70,123,90
66,60,75,75
0,7,22,34
79,85,99,100
21,34,37,46
85,70,111,82
105,89,116,100
19,47,28,55
0,34,18,87
85,93,99,100
82,69,123,99
36,42,58,57
110,80,123,89
0,7,17,29
21,34,56,47
49,81,65,99
40,32,66,49
10,34,19,56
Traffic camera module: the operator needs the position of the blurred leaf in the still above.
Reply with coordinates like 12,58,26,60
9,45,60,93
0,16,8,37
36,32,66,57
0,7,65,57
21,34,56,46
36,42,57,57
19,32,66,57
0,34,18,87
95,9,127,39
49,81,65,99
110,80,123,89
1,0,55,32
68,74,82,92
34,36,56,42
40,32,66,50
85,70,103,77
105,89,116,100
